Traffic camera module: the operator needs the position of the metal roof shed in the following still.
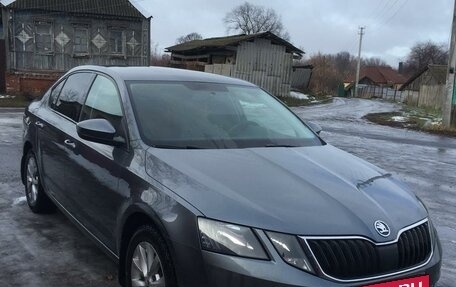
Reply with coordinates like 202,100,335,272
166,31,304,98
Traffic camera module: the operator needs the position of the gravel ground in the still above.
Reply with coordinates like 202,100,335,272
0,98,454,286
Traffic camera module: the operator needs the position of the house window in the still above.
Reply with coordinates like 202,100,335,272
110,30,124,55
73,27,89,54
35,21,53,53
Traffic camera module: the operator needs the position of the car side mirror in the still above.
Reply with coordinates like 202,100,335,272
77,119,123,146
307,121,322,135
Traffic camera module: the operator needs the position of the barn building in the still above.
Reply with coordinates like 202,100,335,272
166,32,304,98
291,64,313,90
399,64,447,110
344,66,407,99
0,0,151,96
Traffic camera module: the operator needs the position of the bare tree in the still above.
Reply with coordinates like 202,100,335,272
307,52,390,95
334,52,353,74
176,32,203,44
403,41,449,75
223,2,290,40
362,57,388,67
150,42,171,67
308,53,343,95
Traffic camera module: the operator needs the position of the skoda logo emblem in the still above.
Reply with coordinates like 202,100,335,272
374,220,390,237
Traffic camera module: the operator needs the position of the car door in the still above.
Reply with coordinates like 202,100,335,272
63,74,128,251
42,72,95,209
36,79,68,198
41,72,95,210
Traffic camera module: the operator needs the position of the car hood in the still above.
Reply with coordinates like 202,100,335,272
145,144,427,242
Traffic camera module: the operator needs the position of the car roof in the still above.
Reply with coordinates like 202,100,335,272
69,65,256,87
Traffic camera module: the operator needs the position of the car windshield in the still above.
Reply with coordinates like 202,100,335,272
127,81,321,149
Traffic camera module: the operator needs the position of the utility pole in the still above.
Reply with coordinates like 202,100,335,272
444,0,456,128
354,27,365,98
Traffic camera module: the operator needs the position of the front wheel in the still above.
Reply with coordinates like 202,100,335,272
124,226,177,287
24,151,55,213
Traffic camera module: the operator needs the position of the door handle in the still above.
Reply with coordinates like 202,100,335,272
35,121,44,128
64,139,76,149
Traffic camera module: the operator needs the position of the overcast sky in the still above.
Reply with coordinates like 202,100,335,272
136,0,453,67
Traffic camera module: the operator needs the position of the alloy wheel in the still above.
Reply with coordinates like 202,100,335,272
131,241,166,287
26,156,39,205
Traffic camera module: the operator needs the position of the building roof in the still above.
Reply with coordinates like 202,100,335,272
166,31,304,56
359,66,407,85
399,64,447,91
6,0,149,18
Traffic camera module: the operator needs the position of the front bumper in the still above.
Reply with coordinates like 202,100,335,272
200,230,442,287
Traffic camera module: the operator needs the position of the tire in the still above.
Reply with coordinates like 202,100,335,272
124,226,177,287
24,150,55,213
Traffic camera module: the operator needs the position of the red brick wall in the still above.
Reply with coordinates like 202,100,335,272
6,71,63,98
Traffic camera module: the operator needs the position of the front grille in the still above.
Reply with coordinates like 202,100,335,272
305,222,432,280
398,222,432,269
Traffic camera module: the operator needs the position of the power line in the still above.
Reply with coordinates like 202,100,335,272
372,0,397,24
381,0,410,26
370,0,409,31
366,0,387,20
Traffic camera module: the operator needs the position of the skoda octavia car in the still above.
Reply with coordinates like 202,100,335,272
21,66,441,287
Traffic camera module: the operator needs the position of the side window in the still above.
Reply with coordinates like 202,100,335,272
35,21,53,54
49,79,66,107
53,73,93,121
73,27,89,54
109,30,124,55
80,75,124,136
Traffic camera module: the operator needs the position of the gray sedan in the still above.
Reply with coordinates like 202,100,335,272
21,66,441,287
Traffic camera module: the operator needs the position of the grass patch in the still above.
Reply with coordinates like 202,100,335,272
364,108,456,137
0,94,32,108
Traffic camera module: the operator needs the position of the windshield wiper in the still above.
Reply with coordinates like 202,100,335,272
264,144,299,148
153,144,205,149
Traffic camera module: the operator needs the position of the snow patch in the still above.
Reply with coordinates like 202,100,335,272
12,196,27,206
391,116,408,122
290,91,312,100
0,95,15,99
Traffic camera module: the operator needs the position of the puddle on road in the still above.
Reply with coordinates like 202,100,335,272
12,196,26,206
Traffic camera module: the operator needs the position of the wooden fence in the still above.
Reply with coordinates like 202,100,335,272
357,85,406,102
355,84,445,110
402,85,445,110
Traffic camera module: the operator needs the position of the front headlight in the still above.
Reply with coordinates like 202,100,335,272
198,218,268,259
266,231,315,273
